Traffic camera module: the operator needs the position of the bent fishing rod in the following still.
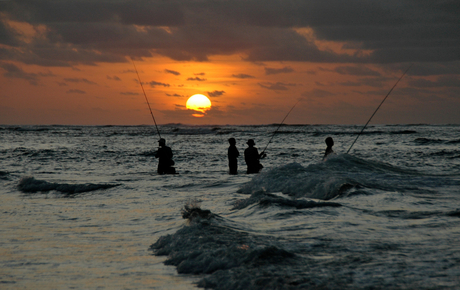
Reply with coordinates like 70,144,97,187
346,64,412,154
131,58,162,139
261,99,301,155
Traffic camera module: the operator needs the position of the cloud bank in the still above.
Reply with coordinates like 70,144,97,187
0,0,458,67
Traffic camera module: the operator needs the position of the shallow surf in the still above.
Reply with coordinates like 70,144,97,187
1,124,459,289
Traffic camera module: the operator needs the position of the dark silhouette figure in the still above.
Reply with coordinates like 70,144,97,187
323,137,334,160
155,138,175,174
244,139,265,174
227,138,239,175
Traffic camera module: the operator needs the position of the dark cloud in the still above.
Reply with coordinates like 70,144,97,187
338,81,361,87
166,93,183,97
64,78,97,85
265,66,294,75
333,66,381,76
120,92,139,95
232,73,255,79
408,76,460,88
1,0,459,66
187,77,206,81
0,62,39,85
208,90,225,97
315,81,333,87
66,89,86,94
3,0,184,26
107,75,121,81
302,89,336,98
38,70,56,77
165,69,180,76
148,81,170,88
0,20,20,46
388,62,460,76
243,28,354,63
359,77,394,88
2,34,127,66
259,82,296,91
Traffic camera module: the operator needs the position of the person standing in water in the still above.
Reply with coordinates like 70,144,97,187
227,138,239,175
323,137,334,160
155,138,175,174
244,139,266,174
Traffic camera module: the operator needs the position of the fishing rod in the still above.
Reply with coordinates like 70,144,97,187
261,99,301,155
346,64,412,154
131,58,162,139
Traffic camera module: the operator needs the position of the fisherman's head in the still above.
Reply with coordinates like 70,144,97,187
325,137,334,147
228,138,236,145
247,139,255,146
159,138,166,146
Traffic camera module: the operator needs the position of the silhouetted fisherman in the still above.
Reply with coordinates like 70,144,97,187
155,138,175,174
227,138,239,175
244,139,266,174
323,137,335,160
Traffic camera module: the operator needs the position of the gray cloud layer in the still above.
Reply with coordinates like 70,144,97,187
0,0,459,67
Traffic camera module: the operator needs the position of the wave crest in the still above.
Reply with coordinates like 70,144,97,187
238,160,359,200
17,176,120,194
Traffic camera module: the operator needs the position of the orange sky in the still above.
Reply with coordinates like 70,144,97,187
1,1,459,125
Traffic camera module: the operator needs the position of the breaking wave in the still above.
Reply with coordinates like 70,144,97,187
238,159,360,200
232,191,342,210
238,154,425,200
17,176,121,194
150,206,322,290
151,204,416,290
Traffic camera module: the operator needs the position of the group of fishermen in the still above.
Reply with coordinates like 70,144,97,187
154,137,335,175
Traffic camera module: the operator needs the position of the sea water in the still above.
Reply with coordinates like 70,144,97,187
0,124,459,289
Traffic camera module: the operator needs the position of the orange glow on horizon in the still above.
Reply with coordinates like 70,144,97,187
2,54,451,125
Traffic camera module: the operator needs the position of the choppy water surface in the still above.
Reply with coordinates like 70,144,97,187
1,124,459,289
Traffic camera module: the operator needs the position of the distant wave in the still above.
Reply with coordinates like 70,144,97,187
414,137,445,144
311,130,417,137
447,138,460,144
139,150,157,156
447,210,460,217
0,171,9,180
12,148,64,157
17,176,121,194
1,126,50,132
428,150,460,158
389,130,417,134
170,127,220,135
312,130,384,137
232,191,342,210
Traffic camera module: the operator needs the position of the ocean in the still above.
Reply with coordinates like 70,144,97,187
1,124,459,289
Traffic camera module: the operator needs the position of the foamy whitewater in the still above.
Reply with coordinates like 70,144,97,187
1,124,459,289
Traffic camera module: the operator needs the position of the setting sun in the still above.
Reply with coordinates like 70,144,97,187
186,94,212,117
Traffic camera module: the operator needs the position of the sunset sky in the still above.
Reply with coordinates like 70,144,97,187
1,0,459,125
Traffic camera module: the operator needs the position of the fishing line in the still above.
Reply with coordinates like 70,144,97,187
346,64,412,154
261,99,301,154
131,58,162,139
